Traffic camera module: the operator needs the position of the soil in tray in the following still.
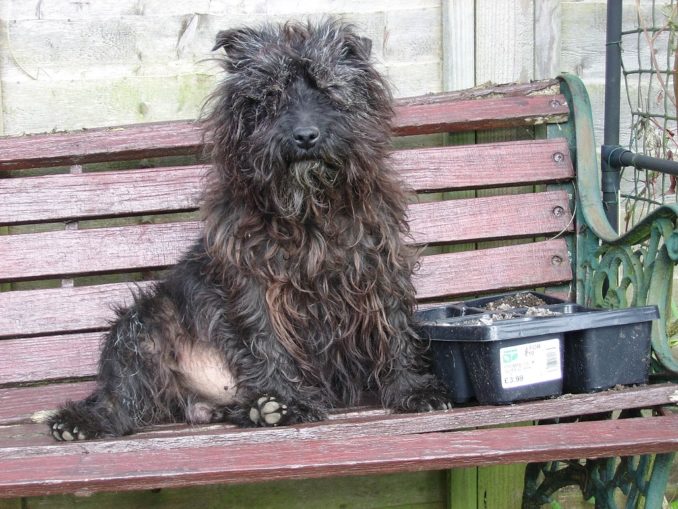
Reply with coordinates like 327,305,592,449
461,293,561,324
455,308,561,326
482,292,549,310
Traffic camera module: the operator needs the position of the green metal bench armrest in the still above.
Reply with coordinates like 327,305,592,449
559,73,678,375
559,73,618,243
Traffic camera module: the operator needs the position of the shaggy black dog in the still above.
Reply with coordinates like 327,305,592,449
48,19,450,440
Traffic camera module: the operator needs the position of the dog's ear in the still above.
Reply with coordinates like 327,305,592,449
212,28,244,53
342,35,372,61
356,36,372,57
212,27,262,67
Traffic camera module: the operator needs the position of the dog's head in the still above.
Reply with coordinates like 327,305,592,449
204,19,393,215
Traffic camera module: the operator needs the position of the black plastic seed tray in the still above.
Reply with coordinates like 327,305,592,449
416,292,659,404
415,304,476,403
558,305,657,392
417,310,566,404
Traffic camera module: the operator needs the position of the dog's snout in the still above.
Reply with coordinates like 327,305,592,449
292,126,320,150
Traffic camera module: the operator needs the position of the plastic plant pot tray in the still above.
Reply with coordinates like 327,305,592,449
415,296,566,403
554,304,658,392
417,312,565,404
489,302,659,393
415,304,476,403
417,299,659,403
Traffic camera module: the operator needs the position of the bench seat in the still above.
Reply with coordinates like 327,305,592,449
1,384,676,498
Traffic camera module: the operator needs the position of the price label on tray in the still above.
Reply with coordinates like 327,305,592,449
499,338,561,389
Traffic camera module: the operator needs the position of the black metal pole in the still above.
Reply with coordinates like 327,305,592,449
602,0,623,232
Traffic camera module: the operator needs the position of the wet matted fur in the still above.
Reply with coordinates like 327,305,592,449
48,18,450,441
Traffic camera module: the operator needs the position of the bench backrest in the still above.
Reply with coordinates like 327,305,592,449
0,79,576,397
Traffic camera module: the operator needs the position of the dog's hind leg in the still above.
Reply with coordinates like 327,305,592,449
48,389,136,441
49,296,185,440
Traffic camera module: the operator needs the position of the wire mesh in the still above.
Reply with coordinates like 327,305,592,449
620,0,678,231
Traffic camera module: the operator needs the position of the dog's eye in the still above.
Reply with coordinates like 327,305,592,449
241,94,272,116
321,84,350,107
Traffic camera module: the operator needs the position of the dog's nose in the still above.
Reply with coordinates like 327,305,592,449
293,126,320,150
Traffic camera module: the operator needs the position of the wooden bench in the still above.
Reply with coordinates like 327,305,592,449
0,74,676,507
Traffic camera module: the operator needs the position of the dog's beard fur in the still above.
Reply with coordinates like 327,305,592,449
291,160,340,193
278,160,340,218
46,18,449,442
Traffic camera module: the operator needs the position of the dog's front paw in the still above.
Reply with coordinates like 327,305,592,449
49,419,95,441
398,389,453,413
246,395,326,427
249,396,289,426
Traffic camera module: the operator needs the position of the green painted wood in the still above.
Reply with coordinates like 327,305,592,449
477,463,527,509
23,471,446,509
447,468,477,509
448,423,531,509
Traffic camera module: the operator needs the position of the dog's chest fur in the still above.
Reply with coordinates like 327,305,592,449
259,215,393,372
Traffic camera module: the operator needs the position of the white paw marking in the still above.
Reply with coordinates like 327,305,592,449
250,396,288,426
51,421,88,441
263,410,282,425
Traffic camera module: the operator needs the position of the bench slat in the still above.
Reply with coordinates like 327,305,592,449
393,95,569,136
395,138,573,194
0,382,97,425
2,383,675,431
0,241,570,338
0,139,573,225
0,333,101,385
2,386,676,447
0,282,152,339
408,191,573,245
415,239,572,300
0,166,206,226
0,415,675,498
0,88,568,171
0,222,202,282
0,192,572,282
0,121,203,172
396,80,562,106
